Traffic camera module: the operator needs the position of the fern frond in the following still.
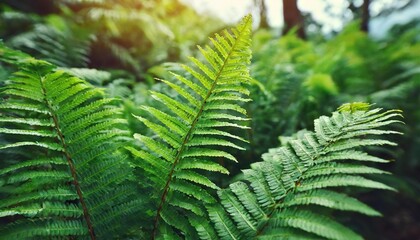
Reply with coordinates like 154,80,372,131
128,15,253,238
0,45,141,239
209,104,402,240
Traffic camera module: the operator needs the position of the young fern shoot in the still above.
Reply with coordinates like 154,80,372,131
127,15,253,238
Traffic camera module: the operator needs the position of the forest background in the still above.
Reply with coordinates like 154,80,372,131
0,0,419,239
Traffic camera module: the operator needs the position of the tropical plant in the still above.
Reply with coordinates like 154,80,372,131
126,15,403,239
0,15,405,240
246,25,419,238
0,46,142,239
247,22,419,175
208,102,403,239
127,15,253,239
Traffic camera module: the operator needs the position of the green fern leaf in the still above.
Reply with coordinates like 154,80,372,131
129,15,253,238
210,105,402,239
0,45,142,239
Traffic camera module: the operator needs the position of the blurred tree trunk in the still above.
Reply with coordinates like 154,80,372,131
282,0,306,39
255,0,269,29
361,0,370,32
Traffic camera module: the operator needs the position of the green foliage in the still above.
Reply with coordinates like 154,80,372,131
246,25,419,235
247,23,419,181
247,32,340,159
0,12,411,239
0,11,90,67
0,45,142,239
127,15,253,238
1,0,223,80
58,0,223,75
209,104,402,240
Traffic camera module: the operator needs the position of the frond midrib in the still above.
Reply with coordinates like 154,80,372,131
152,16,252,238
38,72,96,240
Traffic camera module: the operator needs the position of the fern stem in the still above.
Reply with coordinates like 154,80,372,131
151,17,252,239
39,75,96,240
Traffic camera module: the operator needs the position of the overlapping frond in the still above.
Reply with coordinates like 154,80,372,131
0,46,141,239
209,103,403,240
127,15,253,238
